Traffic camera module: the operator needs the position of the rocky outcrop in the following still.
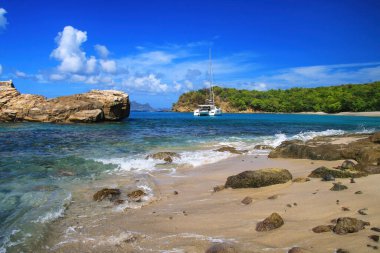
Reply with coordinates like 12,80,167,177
308,166,367,179
0,85,130,123
256,212,284,232
269,132,380,168
214,146,248,154
225,168,292,189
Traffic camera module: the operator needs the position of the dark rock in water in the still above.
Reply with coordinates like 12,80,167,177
358,208,368,215
288,247,312,253
114,199,125,205
205,243,238,253
292,177,310,183
93,188,121,202
256,212,284,232
254,144,274,150
333,217,370,234
355,191,363,194
371,227,380,232
213,185,225,192
330,183,348,191
146,152,180,162
241,196,253,205
336,249,350,253
127,189,145,201
309,166,366,179
369,235,379,242
312,225,334,233
341,160,356,170
0,84,130,123
225,168,292,189
214,146,248,154
322,174,335,181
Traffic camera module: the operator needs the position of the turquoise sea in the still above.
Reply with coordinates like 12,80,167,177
1,112,380,252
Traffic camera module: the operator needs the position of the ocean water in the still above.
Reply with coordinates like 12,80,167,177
0,112,379,252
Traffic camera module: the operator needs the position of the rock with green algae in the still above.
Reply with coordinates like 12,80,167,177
225,168,292,189
333,217,370,235
145,151,181,163
214,146,248,154
308,166,367,179
256,212,284,232
93,188,121,202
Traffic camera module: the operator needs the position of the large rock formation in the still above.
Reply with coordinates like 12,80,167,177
269,133,380,167
0,84,130,123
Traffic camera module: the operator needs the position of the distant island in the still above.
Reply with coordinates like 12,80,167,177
130,101,156,112
172,81,380,113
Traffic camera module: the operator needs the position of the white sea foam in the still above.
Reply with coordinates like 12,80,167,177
290,129,346,142
33,192,72,223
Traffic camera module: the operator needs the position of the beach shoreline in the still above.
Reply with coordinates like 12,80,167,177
44,133,380,253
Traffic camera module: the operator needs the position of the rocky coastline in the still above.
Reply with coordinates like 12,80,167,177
0,81,130,123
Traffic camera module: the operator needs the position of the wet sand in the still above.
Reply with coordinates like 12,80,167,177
45,154,380,253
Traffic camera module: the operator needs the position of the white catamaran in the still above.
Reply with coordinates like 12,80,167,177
194,50,222,116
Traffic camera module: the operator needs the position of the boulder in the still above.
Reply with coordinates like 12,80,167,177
369,235,379,242
0,85,130,123
146,152,180,162
341,160,356,170
214,146,248,154
308,166,367,179
93,188,121,202
330,183,348,191
256,212,284,232
254,144,274,150
333,217,370,234
370,132,380,143
312,225,334,233
205,243,238,253
225,168,292,189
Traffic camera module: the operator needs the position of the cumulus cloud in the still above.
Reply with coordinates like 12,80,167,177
15,71,27,78
122,74,168,93
0,8,7,30
94,44,110,58
50,26,88,73
100,59,116,73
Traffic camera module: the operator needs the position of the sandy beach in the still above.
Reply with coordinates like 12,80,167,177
45,147,380,253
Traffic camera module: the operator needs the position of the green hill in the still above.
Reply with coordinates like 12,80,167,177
172,82,380,113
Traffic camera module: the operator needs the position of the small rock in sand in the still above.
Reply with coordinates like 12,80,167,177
312,225,334,233
268,195,278,200
341,207,350,211
330,183,348,191
287,204,292,208
336,249,350,253
358,208,368,215
93,188,121,202
333,217,370,235
205,243,238,253
241,196,253,205
341,160,356,170
371,227,380,232
173,190,179,195
256,212,284,232
292,177,310,183
369,235,379,242
288,247,312,253
355,191,363,194
213,185,225,192
350,178,355,183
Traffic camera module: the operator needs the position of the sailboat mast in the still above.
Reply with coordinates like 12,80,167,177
209,48,215,105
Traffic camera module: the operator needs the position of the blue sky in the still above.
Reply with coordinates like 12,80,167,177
0,0,380,107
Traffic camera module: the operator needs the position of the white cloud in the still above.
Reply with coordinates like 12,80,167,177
15,71,27,78
0,8,7,30
100,59,116,73
50,26,88,73
86,56,97,73
122,74,168,93
49,73,66,81
94,44,110,58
